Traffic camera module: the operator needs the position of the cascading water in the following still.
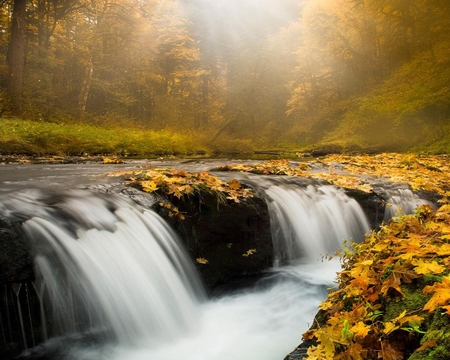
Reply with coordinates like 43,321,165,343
265,183,370,265
383,188,434,220
1,173,428,360
0,190,204,356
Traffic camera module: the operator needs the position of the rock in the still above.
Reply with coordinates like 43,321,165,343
0,215,34,283
344,188,386,230
157,189,273,291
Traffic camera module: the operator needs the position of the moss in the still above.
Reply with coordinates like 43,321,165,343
408,309,450,359
383,282,428,322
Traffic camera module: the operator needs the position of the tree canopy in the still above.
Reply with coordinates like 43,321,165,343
1,0,449,153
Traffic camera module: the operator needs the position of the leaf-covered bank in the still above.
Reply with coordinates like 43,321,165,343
288,204,450,360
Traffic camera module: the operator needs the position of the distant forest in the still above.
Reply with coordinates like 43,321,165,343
1,0,450,152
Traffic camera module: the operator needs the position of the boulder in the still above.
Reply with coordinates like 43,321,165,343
157,189,273,292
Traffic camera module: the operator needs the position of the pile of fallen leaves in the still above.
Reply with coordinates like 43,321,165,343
216,154,450,199
216,159,373,193
216,159,311,176
302,204,450,360
117,167,253,205
320,154,450,197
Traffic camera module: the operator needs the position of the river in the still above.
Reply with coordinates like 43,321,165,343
0,160,426,359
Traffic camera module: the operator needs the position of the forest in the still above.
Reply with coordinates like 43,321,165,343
1,0,450,155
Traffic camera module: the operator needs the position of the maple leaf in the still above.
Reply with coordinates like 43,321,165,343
349,260,378,285
423,275,450,313
242,248,257,257
167,184,183,199
172,170,188,177
435,244,450,256
141,180,159,192
383,310,423,335
381,261,420,296
196,258,208,265
380,341,404,360
350,321,370,339
179,184,194,194
415,340,438,353
412,259,445,275
228,178,242,190
335,343,368,360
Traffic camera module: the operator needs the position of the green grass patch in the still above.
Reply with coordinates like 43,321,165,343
0,118,208,156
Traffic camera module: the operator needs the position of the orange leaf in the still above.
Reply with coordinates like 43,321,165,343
381,261,420,296
415,340,438,353
423,275,450,312
228,179,242,190
335,343,367,360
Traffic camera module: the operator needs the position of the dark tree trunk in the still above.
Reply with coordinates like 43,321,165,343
7,0,26,116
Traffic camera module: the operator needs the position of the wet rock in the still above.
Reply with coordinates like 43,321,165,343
159,189,273,291
0,215,34,283
284,340,317,360
344,188,386,230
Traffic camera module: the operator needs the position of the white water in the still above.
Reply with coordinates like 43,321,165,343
266,184,370,265
383,188,434,220
5,185,369,360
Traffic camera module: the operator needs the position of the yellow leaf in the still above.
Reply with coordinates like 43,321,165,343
412,259,445,275
228,179,242,190
242,249,257,257
196,258,209,265
383,321,398,335
141,180,159,192
423,275,450,312
350,321,370,339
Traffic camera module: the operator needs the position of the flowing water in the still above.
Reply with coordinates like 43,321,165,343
0,163,430,360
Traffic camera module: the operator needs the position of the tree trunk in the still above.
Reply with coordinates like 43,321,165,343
77,56,93,120
201,73,209,127
7,0,26,117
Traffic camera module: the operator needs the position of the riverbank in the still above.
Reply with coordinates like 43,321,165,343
2,118,449,160
285,203,450,360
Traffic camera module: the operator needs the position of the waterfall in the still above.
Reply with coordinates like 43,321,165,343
265,183,370,265
1,190,204,350
1,177,426,360
383,188,434,220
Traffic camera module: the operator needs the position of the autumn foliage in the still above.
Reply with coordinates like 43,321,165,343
217,154,450,201
298,204,450,360
216,154,450,359
114,167,253,221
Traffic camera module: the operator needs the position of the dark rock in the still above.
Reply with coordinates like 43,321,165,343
344,188,386,230
0,215,34,283
158,189,273,291
284,340,317,360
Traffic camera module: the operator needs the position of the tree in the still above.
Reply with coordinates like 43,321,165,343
6,0,26,116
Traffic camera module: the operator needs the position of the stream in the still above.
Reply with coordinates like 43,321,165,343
0,160,432,360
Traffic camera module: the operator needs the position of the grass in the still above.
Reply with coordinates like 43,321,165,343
0,118,209,157
1,117,449,158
